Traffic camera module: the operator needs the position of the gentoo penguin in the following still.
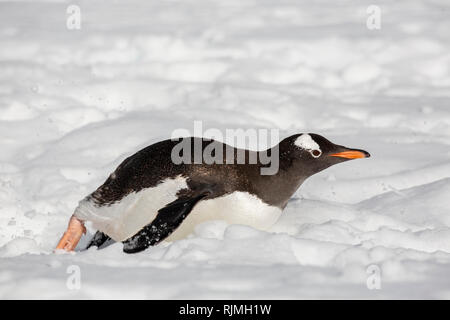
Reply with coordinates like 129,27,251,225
56,133,370,253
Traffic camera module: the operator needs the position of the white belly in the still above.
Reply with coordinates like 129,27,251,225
167,191,282,241
74,175,282,242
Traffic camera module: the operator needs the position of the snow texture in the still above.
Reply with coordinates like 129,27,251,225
0,0,450,299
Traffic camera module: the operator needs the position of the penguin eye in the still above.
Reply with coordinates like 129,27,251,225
310,149,322,158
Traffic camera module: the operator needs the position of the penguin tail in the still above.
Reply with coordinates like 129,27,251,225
86,231,113,250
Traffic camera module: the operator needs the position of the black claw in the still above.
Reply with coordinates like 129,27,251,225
86,231,112,250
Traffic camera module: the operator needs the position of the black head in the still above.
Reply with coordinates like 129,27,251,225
279,133,370,177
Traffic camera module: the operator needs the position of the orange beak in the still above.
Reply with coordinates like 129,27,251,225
330,149,370,159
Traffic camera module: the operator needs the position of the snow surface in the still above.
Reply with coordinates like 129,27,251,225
1,0,450,299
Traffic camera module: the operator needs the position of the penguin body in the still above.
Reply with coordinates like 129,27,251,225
75,137,284,243
57,134,370,253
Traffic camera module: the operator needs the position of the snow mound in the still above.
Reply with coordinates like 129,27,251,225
0,0,449,299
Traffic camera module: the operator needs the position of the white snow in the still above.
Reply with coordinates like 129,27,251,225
1,0,450,299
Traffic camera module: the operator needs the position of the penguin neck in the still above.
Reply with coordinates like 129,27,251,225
251,145,311,209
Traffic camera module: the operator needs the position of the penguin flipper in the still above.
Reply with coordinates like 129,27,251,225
122,192,208,254
86,231,113,250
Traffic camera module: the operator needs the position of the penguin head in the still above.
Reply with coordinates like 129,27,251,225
282,133,370,175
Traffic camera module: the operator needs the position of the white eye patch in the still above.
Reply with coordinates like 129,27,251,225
294,134,322,158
